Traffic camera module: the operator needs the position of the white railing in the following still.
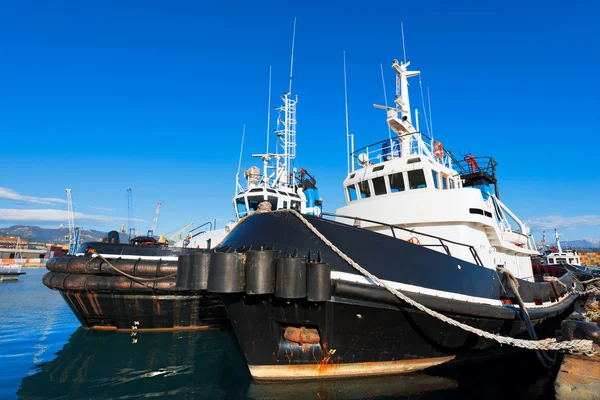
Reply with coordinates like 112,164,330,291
351,132,453,170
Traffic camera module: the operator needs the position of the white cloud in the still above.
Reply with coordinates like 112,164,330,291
89,206,116,212
0,208,145,224
525,215,600,231
0,187,67,205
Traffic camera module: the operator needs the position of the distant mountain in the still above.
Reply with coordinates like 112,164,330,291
0,225,106,244
563,239,600,250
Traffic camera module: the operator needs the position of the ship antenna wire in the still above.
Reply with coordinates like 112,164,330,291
235,124,246,196
343,51,351,175
289,17,296,94
266,65,272,154
419,75,431,136
427,86,434,136
380,63,393,142
401,22,407,64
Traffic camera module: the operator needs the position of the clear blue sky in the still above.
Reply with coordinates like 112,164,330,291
1,0,599,242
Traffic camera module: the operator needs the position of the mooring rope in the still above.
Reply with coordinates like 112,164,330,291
270,209,596,356
91,251,178,282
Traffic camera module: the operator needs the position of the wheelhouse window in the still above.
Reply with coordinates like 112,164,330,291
372,176,387,196
282,200,288,209
268,196,278,210
247,195,264,212
347,185,358,201
291,200,301,211
389,173,405,192
358,181,371,199
549,258,555,263
407,169,427,189
442,174,448,190
431,170,439,189
235,197,247,217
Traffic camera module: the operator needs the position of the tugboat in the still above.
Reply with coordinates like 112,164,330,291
202,56,583,380
43,74,323,331
532,229,599,281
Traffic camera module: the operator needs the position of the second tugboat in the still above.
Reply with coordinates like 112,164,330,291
203,55,583,380
42,66,323,331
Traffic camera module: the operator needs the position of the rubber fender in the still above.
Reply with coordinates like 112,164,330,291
306,262,331,302
207,252,245,293
246,250,279,295
275,257,306,299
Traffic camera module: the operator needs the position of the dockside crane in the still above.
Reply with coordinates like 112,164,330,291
65,189,81,255
127,187,135,240
147,202,161,238
163,222,194,243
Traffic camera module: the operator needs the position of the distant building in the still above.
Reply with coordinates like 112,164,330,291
0,237,28,248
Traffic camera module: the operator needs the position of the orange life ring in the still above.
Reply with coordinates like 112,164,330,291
433,142,443,159
408,237,421,245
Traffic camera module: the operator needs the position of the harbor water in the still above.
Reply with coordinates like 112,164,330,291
1,268,559,399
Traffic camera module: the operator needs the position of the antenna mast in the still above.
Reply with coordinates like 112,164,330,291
274,18,298,186
555,228,563,253
401,22,407,64
235,124,246,195
343,51,351,174
266,66,272,154
289,17,296,94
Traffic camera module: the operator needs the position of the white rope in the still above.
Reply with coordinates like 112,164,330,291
272,209,596,355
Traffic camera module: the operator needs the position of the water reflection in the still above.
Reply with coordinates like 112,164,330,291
18,328,250,400
18,327,552,400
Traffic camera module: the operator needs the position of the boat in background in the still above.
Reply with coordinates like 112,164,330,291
0,238,26,282
532,229,599,281
201,55,582,381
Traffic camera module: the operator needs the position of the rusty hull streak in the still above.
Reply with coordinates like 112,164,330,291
73,293,90,316
248,355,456,380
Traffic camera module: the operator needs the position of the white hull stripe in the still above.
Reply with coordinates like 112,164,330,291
331,271,571,310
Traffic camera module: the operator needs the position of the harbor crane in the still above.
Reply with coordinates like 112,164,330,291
65,189,81,255
164,222,194,243
147,202,161,238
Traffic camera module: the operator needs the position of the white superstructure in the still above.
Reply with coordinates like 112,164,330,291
540,229,582,266
335,58,538,281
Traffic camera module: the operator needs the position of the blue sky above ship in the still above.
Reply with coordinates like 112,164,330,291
0,0,599,242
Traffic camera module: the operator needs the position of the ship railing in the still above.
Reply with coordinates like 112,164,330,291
453,156,498,177
189,221,213,238
323,212,484,267
350,132,455,171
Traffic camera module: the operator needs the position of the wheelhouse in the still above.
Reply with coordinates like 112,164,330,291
234,186,303,219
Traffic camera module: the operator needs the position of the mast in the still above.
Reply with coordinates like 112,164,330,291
555,228,563,253
392,59,420,124
273,19,298,187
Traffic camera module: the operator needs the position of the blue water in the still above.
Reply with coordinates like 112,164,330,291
1,268,558,399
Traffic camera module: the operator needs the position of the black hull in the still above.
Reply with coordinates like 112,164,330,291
43,255,228,331
208,212,579,380
59,290,227,331
222,282,573,380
